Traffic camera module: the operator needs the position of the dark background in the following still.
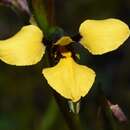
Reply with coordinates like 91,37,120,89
0,0,130,130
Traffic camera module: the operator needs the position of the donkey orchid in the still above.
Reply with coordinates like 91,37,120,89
0,18,129,102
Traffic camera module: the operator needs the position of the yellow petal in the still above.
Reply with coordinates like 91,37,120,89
54,36,73,46
79,18,130,55
0,25,45,66
42,52,96,102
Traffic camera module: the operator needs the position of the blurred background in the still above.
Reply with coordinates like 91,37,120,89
0,0,130,130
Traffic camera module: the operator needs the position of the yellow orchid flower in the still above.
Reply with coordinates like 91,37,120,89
0,18,129,102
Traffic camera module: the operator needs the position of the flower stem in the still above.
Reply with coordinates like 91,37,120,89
54,92,83,130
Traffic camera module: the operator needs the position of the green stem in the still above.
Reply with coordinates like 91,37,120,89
28,0,49,36
54,92,83,130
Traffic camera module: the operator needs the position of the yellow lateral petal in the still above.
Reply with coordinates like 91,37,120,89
42,52,96,102
0,25,45,66
54,36,73,46
79,18,130,55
